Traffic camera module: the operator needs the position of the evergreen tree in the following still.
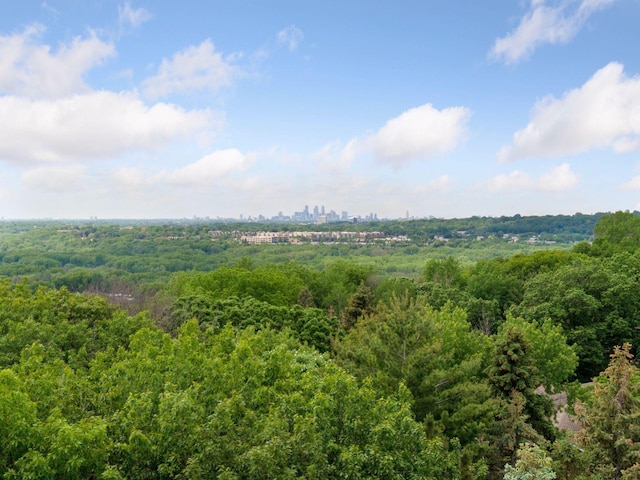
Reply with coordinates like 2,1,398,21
575,343,640,479
488,328,556,471
503,443,556,480
341,281,374,330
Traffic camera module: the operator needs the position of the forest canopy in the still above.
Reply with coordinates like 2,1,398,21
0,211,639,479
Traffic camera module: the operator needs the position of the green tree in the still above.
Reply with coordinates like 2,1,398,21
510,257,640,381
169,264,307,307
335,295,497,452
497,317,578,392
90,321,461,479
467,258,522,318
592,211,640,256
499,391,544,462
575,343,640,479
373,276,418,307
171,294,338,352
0,370,37,473
488,328,556,458
424,257,464,289
0,281,152,369
503,443,557,480
312,260,375,316
342,281,374,330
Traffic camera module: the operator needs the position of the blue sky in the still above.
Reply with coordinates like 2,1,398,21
1,0,639,219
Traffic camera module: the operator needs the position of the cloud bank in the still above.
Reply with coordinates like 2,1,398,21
371,104,471,165
484,163,578,192
0,92,213,164
0,24,115,99
158,149,251,186
619,176,640,191
321,103,471,169
498,62,640,162
22,165,88,191
112,149,251,189
0,27,226,166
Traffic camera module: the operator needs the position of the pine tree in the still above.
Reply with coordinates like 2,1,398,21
575,343,640,479
489,329,556,443
341,281,373,330
487,328,556,476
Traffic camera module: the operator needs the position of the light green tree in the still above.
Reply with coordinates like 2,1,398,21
497,316,578,392
503,443,556,480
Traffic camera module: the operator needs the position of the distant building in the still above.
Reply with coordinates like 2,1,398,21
240,232,286,244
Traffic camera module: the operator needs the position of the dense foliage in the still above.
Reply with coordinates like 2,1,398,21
0,285,457,479
1,211,639,478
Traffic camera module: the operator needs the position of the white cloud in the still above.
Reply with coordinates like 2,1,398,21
157,149,251,186
484,163,578,192
318,103,471,169
426,175,453,193
369,103,471,166
485,170,534,192
0,24,115,98
491,0,617,64
277,25,304,51
0,91,214,164
538,163,579,191
112,149,251,190
142,40,239,98
313,139,359,172
22,165,87,191
619,176,640,191
411,175,454,196
118,2,152,28
498,62,640,162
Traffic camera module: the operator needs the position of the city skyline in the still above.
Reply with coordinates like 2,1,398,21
200,204,382,223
